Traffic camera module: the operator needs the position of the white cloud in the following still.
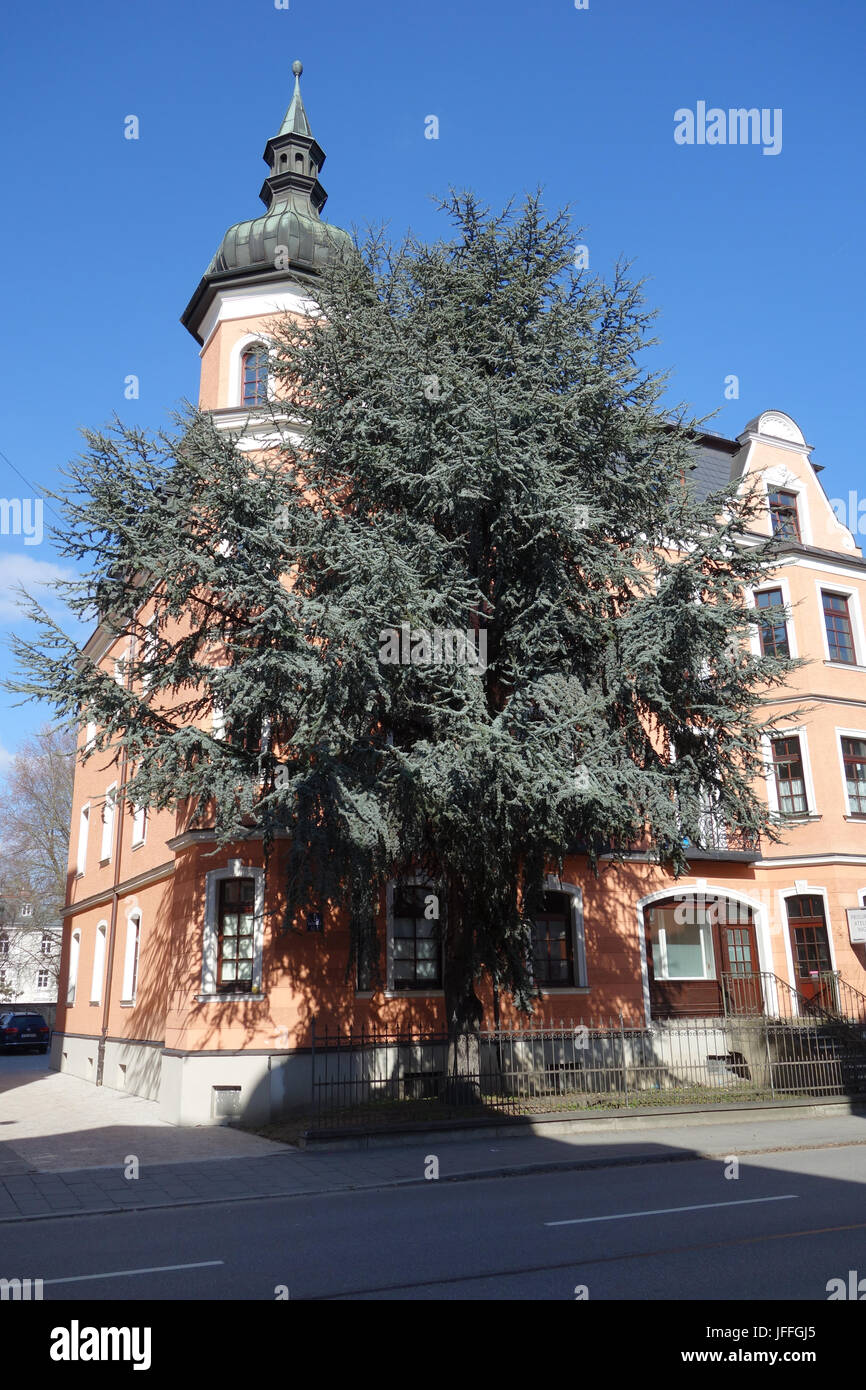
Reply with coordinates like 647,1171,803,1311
0,553,77,623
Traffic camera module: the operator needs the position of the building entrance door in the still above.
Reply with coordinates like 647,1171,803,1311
785,895,835,1012
713,910,762,1014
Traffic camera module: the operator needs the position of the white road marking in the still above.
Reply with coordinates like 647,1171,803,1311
545,1194,798,1226
42,1260,224,1285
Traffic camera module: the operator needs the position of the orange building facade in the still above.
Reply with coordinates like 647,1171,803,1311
50,71,866,1125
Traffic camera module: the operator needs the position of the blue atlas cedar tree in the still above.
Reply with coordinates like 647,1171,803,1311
6,192,793,1046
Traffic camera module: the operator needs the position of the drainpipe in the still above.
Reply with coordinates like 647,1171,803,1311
95,646,132,1087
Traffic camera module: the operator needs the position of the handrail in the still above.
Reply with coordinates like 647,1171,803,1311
721,969,866,1027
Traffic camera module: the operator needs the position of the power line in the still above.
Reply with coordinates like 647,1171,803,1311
0,444,65,526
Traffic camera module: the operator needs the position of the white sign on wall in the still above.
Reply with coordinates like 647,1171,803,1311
846,908,866,945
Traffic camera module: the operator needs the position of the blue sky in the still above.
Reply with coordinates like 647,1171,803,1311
0,0,863,758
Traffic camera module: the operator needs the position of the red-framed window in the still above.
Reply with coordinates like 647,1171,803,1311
768,489,800,541
785,895,832,978
842,736,866,815
241,346,269,407
822,592,857,665
770,736,808,816
754,587,789,658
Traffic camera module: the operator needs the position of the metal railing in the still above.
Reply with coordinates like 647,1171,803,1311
721,970,866,1027
307,1011,866,1132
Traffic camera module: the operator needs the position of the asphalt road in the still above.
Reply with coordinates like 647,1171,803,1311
5,1142,866,1300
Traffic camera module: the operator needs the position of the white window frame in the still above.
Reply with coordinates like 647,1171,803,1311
229,334,276,409
762,726,818,820
76,804,90,878
835,727,866,819
20,903,32,918
36,970,50,991
99,784,117,863
141,615,157,694
200,861,266,998
85,720,97,752
637,886,774,1024
760,470,813,546
816,581,866,668
778,885,839,997
745,576,798,660
646,899,716,983
534,876,589,992
121,910,141,1005
131,802,147,848
67,929,81,1005
90,922,108,1004
384,876,445,997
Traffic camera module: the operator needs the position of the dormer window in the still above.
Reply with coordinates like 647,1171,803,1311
241,345,269,407
768,489,800,541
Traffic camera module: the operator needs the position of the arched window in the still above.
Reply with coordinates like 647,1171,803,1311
122,912,141,1004
90,923,107,1004
67,930,81,1005
241,345,269,407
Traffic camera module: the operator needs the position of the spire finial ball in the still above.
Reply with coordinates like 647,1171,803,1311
292,60,303,77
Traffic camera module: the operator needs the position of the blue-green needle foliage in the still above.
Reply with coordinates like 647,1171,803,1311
7,193,794,1025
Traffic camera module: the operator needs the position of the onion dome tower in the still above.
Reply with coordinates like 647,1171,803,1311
181,61,352,344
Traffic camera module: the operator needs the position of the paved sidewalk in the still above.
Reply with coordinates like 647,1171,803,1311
0,1057,284,1177
2,1105,866,1223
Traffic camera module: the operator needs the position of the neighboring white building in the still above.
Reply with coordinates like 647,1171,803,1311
0,896,61,1022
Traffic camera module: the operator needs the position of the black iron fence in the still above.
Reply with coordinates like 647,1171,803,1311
308,1009,866,1132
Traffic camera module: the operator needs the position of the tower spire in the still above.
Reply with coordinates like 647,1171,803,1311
259,59,327,215
279,59,312,138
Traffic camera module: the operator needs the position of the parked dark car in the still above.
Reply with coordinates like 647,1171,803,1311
0,1012,51,1054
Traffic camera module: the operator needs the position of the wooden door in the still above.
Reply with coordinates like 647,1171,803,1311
786,895,834,1012
714,915,762,1014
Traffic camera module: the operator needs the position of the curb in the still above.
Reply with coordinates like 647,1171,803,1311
3,1132,866,1225
299,1095,866,1150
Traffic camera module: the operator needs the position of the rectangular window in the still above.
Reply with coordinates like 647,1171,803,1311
390,883,442,991
823,592,857,665
100,785,117,862
122,914,141,1003
20,903,32,918
131,803,147,847
37,970,50,990
842,737,866,815
142,618,157,694
76,805,90,877
0,935,8,957
532,894,574,985
67,931,81,1005
786,895,832,977
649,903,715,981
771,736,809,816
768,489,800,540
755,588,789,658
40,937,52,956
217,878,255,992
90,924,107,1004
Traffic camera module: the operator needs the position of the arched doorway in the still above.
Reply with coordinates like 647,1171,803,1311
644,893,762,1018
